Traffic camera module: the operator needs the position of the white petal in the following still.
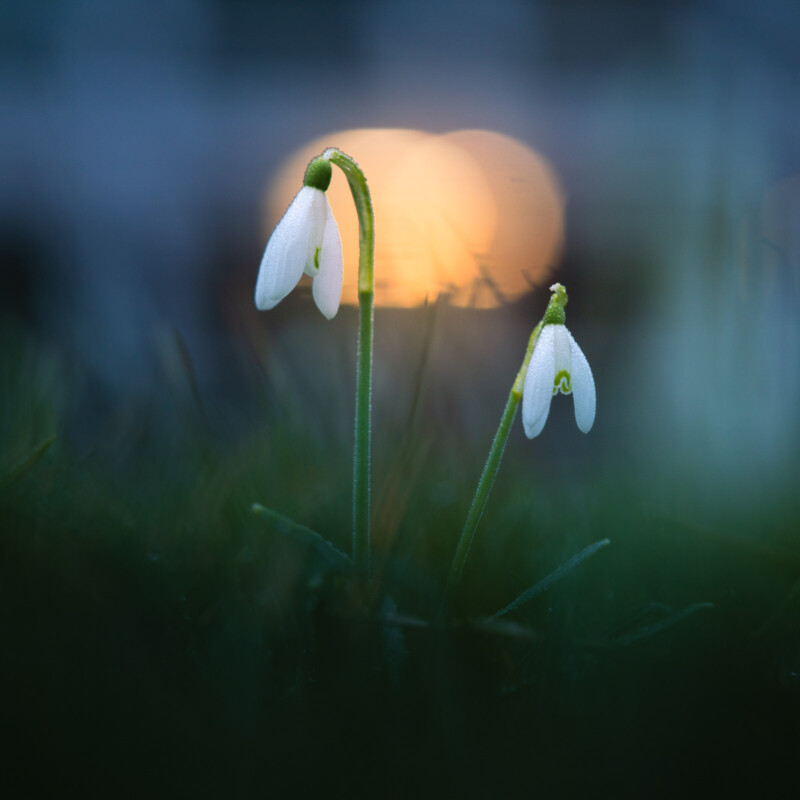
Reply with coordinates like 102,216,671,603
311,203,343,319
565,327,596,433
522,325,557,438
302,190,329,277
254,186,317,310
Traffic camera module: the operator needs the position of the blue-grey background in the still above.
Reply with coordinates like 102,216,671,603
2,0,799,795
3,0,799,490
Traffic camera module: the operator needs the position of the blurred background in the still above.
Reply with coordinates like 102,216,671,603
2,0,800,795
3,0,799,491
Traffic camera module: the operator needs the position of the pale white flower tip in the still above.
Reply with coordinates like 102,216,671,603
253,179,343,320
311,204,343,319
522,324,557,438
301,189,329,278
567,329,596,433
254,186,319,311
254,185,339,314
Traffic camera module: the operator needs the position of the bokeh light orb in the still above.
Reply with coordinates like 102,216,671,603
266,128,565,308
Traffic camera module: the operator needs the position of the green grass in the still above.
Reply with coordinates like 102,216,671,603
2,321,799,797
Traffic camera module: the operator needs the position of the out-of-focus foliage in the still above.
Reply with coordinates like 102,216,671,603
2,321,799,796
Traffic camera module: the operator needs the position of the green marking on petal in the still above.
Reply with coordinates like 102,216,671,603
313,246,320,272
553,369,572,394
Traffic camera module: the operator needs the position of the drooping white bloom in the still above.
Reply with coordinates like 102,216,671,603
522,323,595,438
254,185,343,319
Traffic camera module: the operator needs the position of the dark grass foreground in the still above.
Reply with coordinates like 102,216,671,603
2,327,799,798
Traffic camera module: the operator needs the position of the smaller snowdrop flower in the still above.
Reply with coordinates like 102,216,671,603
522,284,596,438
255,157,343,319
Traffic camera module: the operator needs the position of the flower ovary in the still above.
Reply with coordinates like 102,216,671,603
303,157,333,192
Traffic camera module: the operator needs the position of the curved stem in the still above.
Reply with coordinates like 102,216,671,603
323,148,375,578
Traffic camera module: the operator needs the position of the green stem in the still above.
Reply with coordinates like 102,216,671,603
323,148,375,578
443,284,568,611
442,319,546,611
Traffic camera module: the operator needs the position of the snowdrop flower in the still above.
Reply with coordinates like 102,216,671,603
522,286,595,438
255,157,343,319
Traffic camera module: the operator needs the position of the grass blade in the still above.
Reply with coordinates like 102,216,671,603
1,433,57,491
488,538,611,622
251,502,352,570
611,602,714,647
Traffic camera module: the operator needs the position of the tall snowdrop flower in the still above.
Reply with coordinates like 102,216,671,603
255,157,343,319
522,284,595,438
252,146,376,578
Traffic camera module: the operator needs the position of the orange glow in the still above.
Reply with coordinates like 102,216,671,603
266,128,565,308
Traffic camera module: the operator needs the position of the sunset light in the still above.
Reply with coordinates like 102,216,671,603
267,129,565,308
